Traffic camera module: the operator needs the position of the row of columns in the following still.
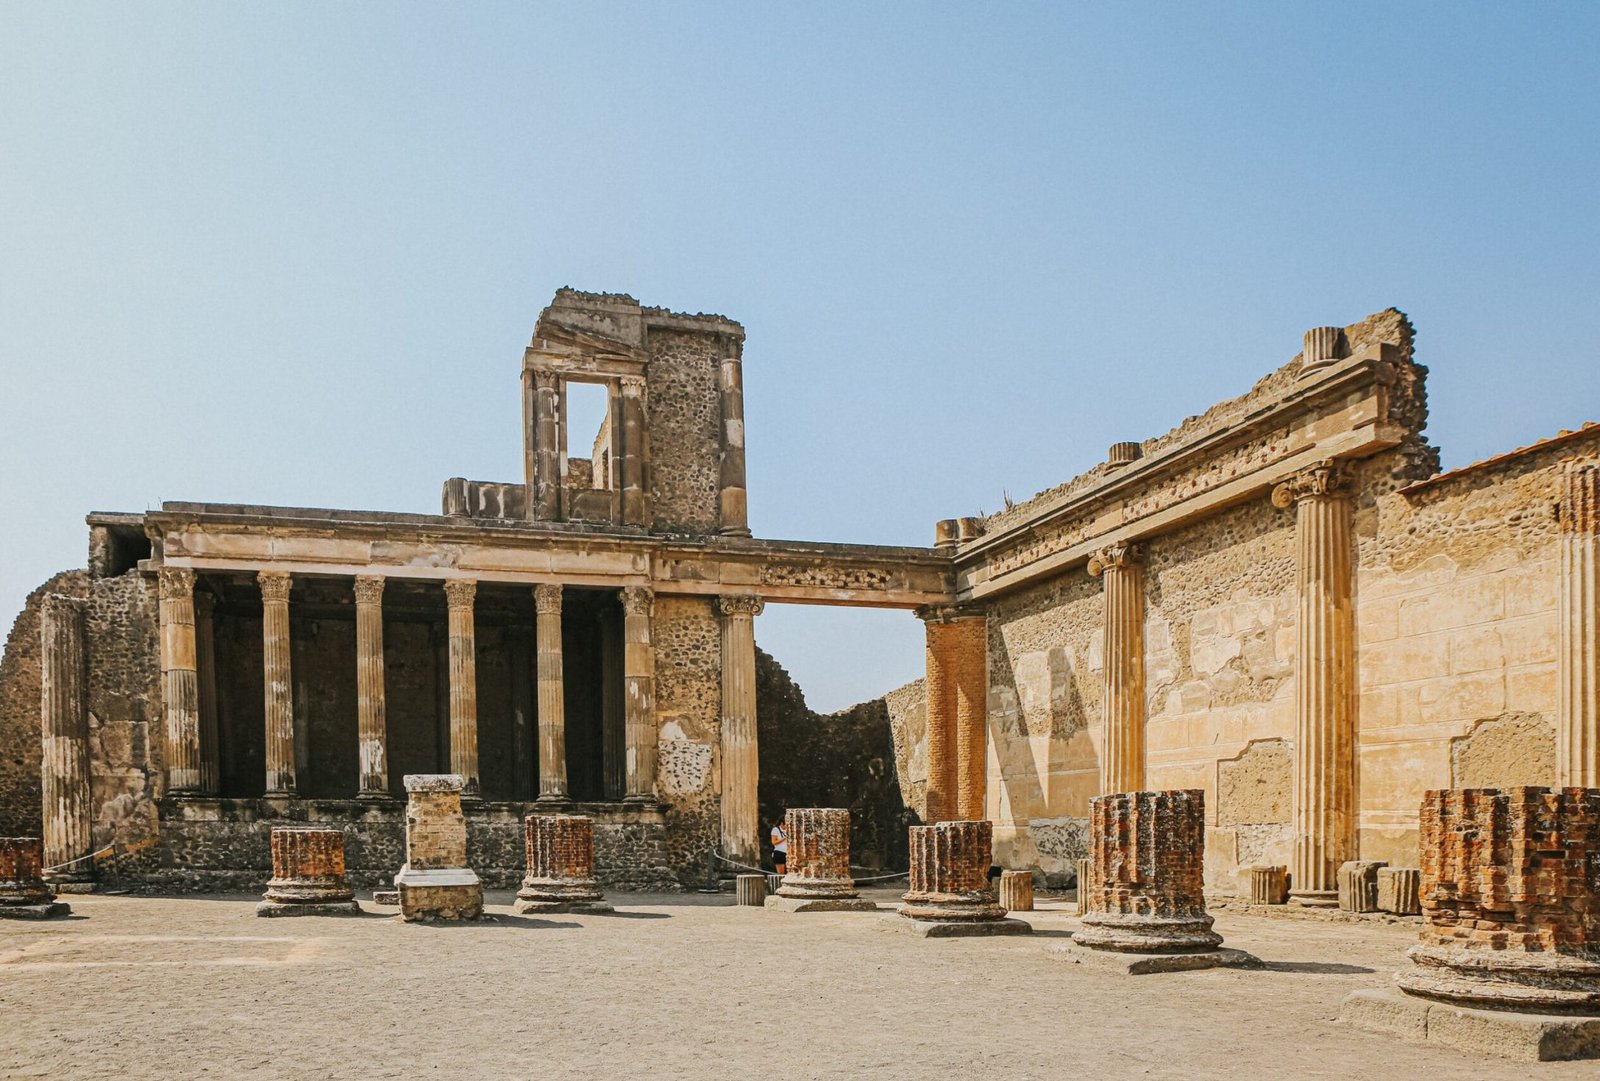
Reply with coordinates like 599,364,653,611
158,570,661,804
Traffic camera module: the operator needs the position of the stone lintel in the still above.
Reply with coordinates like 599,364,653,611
1340,988,1600,1062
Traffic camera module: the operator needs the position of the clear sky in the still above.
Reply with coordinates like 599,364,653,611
2,3,1597,711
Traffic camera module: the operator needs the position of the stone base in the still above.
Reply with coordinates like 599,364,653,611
395,867,483,922
1340,988,1600,1062
1289,889,1340,908
514,899,614,915
1049,942,1256,975
255,900,362,918
882,914,1033,938
765,895,879,913
0,902,70,920
1397,945,1600,1011
47,880,98,895
1073,913,1223,953
372,890,399,905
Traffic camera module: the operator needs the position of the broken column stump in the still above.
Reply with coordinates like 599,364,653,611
1241,864,1288,905
1376,866,1421,916
1336,859,1386,913
256,826,360,917
735,874,767,906
1074,857,1091,916
999,869,1034,912
1058,791,1251,974
1341,788,1600,1061
0,838,70,919
394,774,483,922
516,813,612,914
768,808,876,912
893,821,1030,937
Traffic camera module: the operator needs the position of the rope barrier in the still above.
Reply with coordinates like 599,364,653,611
42,844,116,875
709,849,908,883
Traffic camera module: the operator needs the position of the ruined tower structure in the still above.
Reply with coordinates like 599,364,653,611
1,293,1596,895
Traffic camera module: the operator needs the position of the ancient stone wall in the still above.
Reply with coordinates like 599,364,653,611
650,594,721,884
0,571,86,834
884,678,927,819
83,571,161,869
647,330,721,535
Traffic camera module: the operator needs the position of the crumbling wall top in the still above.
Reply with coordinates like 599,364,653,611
534,288,744,350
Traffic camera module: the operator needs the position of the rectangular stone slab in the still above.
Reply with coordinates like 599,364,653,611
1339,988,1600,1062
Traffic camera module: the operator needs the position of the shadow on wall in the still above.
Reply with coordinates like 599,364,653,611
755,647,914,874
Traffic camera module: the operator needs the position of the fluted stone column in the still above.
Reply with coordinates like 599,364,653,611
158,567,202,794
194,591,219,795
953,614,988,821
1273,462,1356,905
259,571,296,797
0,838,69,918
622,586,657,802
920,608,959,824
40,594,92,886
898,820,1029,935
443,579,480,799
516,813,610,913
1559,461,1600,787
1088,543,1146,797
529,370,561,521
618,375,648,528
771,807,874,911
256,826,359,916
535,583,568,802
719,594,763,864
355,576,389,798
716,350,750,536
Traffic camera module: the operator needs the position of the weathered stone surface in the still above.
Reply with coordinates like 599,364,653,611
1240,864,1288,905
1377,866,1421,915
1074,790,1222,953
735,873,766,907
1395,787,1600,1011
899,820,1009,924
256,826,358,916
777,808,857,900
1336,860,1386,913
396,775,482,922
999,869,1033,912
1049,943,1255,975
0,837,68,918
517,813,610,913
1342,988,1600,1062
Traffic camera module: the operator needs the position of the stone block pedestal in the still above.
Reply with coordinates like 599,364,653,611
0,838,70,920
396,774,483,922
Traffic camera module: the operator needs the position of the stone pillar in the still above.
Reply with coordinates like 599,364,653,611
1074,790,1222,953
919,608,959,824
1397,787,1600,1010
736,874,767,906
395,774,483,921
256,826,359,916
1075,857,1092,916
1560,461,1600,786
354,575,389,798
194,591,220,795
617,375,647,528
516,813,610,913
1272,462,1356,905
773,808,873,911
534,583,568,802
953,614,988,821
622,586,657,802
716,350,750,536
443,579,480,799
258,570,296,797
718,594,763,863
1087,543,1145,797
999,869,1034,912
158,567,202,794
39,594,93,886
0,838,69,918
899,821,1026,933
529,369,561,521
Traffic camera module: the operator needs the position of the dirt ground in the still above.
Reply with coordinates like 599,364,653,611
0,887,1591,1080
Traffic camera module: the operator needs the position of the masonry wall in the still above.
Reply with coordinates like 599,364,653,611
0,570,84,835
647,330,722,535
651,594,723,884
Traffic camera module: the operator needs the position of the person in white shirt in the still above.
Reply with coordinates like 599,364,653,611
770,821,788,876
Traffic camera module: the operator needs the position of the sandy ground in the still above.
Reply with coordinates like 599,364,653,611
0,888,1591,1080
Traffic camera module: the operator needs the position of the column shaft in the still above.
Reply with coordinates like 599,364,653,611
535,584,568,801
259,571,296,796
600,609,625,800
622,586,657,801
1274,464,1356,902
1090,545,1146,796
921,614,959,824
718,594,764,863
618,376,647,528
355,576,389,797
160,567,202,793
1559,461,1600,786
716,352,750,536
194,591,220,795
40,593,92,883
444,579,480,798
531,371,561,521
952,614,989,821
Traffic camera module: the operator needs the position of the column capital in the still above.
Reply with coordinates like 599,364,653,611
443,578,477,610
1559,458,1599,535
532,368,559,391
1271,460,1350,509
159,566,196,599
915,603,985,624
353,575,386,605
620,585,654,617
618,373,647,394
716,593,764,619
534,582,563,614
1086,542,1143,577
257,570,291,603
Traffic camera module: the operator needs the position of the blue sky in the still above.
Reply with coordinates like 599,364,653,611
2,3,1597,709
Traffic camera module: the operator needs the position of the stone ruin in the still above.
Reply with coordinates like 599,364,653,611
767,807,875,913
0,837,69,919
896,820,1030,937
395,774,483,922
256,826,360,917
516,813,611,914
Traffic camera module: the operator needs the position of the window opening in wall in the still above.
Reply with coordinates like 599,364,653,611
563,380,613,490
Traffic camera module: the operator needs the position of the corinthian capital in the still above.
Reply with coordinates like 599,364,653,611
1087,542,1143,577
442,578,477,610
353,575,386,605
620,585,654,617
717,593,765,619
257,570,291,603
618,374,647,394
532,369,559,392
534,582,563,614
1271,460,1348,509
158,566,196,600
